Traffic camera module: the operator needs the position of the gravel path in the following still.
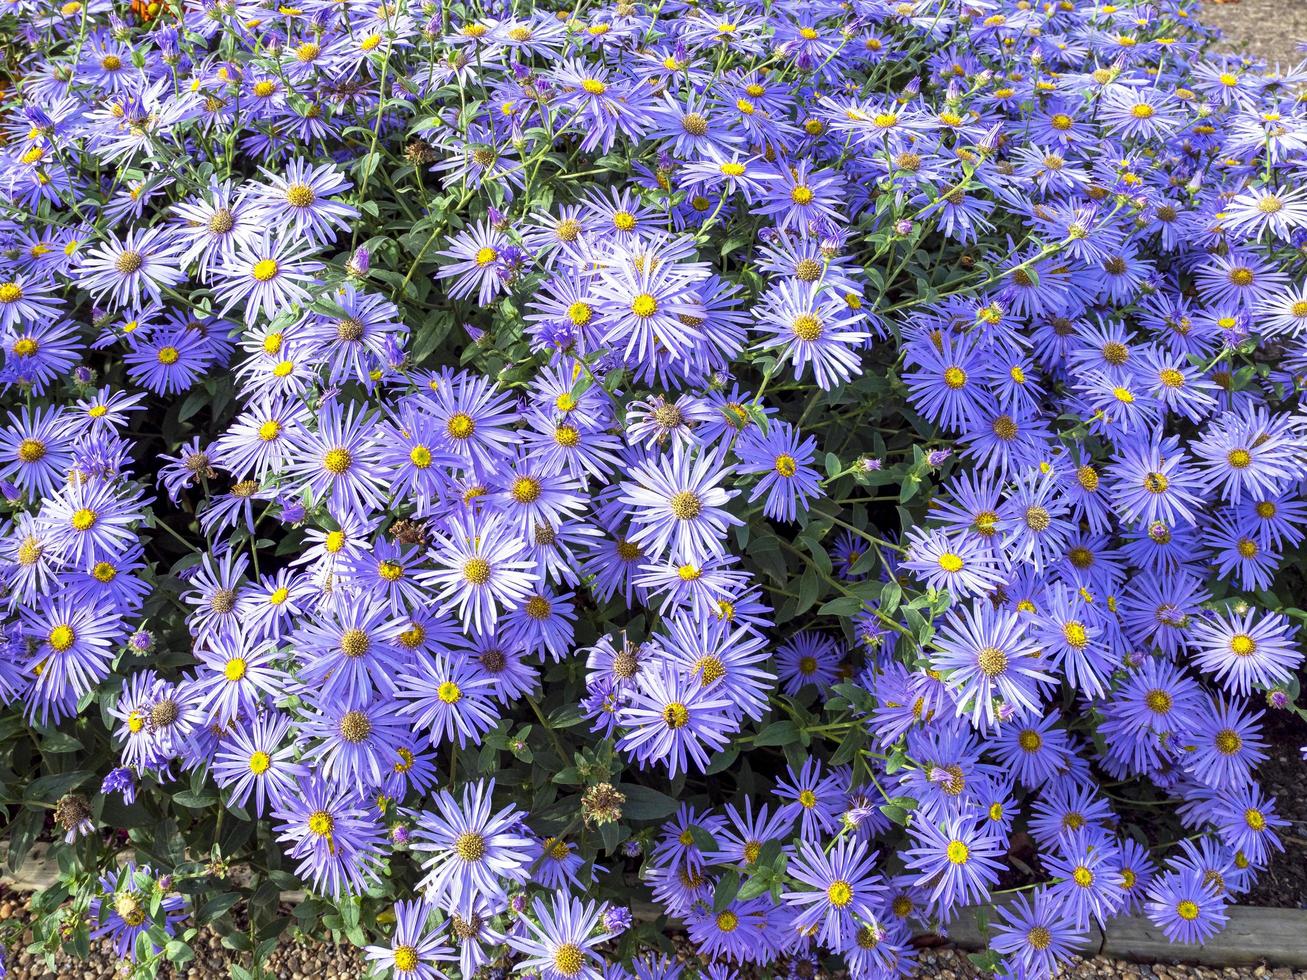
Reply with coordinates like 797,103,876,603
1204,0,1307,66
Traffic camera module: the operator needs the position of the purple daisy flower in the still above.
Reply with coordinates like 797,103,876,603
364,900,454,980
734,419,822,522
212,711,307,817
618,444,741,565
21,598,124,724
422,512,537,635
930,601,1055,730
88,864,188,962
78,226,184,310
435,220,509,307
1145,869,1228,945
273,777,387,898
410,778,535,911
213,232,323,320
285,400,389,516
1188,609,1301,697
991,888,1088,979
753,279,869,391
504,893,610,980
782,836,884,950
246,157,359,244
396,651,500,747
616,660,736,777
903,816,1005,909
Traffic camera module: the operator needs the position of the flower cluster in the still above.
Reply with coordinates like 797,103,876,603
0,0,1305,978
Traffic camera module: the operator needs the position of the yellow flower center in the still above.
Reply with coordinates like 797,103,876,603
340,628,370,658
16,438,45,463
447,413,475,440
252,259,278,281
566,302,592,326
1145,689,1173,714
393,946,419,971
669,490,702,519
323,448,352,474
455,831,486,860
553,944,585,977
792,313,822,341
662,701,689,728
977,646,1007,677
827,880,853,907
463,558,492,585
285,183,315,208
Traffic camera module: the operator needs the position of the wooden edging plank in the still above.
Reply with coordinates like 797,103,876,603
941,903,1307,969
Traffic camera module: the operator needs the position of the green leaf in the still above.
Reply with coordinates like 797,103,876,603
38,730,83,752
712,870,741,914
688,825,719,854
881,580,902,614
818,595,865,617
171,790,217,809
751,720,798,747
795,566,820,616
5,808,43,872
617,784,679,821
704,747,739,775
737,871,772,901
879,804,910,826
197,893,241,925
24,769,93,802
824,452,841,479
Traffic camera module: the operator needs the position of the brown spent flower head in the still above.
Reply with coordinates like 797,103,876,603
581,782,626,828
404,137,437,165
53,793,92,836
390,518,430,547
